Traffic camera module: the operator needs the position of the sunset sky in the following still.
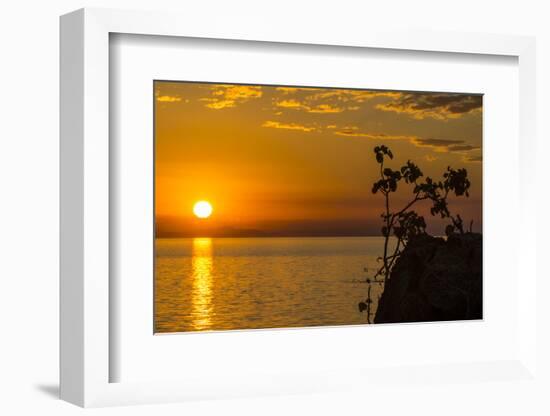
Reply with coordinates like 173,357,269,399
155,81,482,237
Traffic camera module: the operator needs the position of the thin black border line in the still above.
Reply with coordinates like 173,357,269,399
153,78,484,97
153,80,157,335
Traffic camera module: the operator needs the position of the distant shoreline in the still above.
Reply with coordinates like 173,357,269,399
158,235,393,239
155,234,454,239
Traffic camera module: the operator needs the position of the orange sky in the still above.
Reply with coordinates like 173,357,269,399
155,81,482,237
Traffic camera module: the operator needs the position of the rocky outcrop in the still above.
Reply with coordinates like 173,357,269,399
374,233,482,324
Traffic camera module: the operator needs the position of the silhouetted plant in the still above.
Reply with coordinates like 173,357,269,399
358,145,472,321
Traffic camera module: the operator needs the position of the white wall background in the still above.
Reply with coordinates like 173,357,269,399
0,1,548,415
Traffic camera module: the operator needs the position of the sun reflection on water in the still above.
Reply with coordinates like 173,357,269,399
191,238,214,330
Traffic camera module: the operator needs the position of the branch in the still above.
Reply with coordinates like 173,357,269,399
394,192,427,218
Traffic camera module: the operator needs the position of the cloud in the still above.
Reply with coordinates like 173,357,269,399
202,85,262,109
411,138,483,154
276,99,304,109
413,138,464,146
156,95,183,103
272,88,401,114
274,99,344,114
262,120,317,132
334,128,414,142
275,87,322,94
201,98,235,109
376,93,482,120
411,137,465,152
463,154,483,163
448,144,481,152
307,90,401,103
425,155,438,162
308,104,344,113
273,88,481,121
333,126,481,154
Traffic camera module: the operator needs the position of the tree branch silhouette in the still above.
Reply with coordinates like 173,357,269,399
358,145,472,321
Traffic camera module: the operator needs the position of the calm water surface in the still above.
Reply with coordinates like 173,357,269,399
155,237,386,332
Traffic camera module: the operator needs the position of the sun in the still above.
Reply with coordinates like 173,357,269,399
193,201,213,219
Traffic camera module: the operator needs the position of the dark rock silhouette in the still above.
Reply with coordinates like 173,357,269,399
374,233,482,323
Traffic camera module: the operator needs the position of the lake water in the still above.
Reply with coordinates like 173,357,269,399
155,236,387,333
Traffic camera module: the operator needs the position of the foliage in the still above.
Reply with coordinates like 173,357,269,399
359,145,472,322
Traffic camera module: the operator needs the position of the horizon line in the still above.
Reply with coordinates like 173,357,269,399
154,233,473,239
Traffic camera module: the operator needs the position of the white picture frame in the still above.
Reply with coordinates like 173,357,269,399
60,7,537,407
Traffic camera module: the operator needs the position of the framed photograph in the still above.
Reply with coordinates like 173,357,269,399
60,8,537,407
153,80,483,334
